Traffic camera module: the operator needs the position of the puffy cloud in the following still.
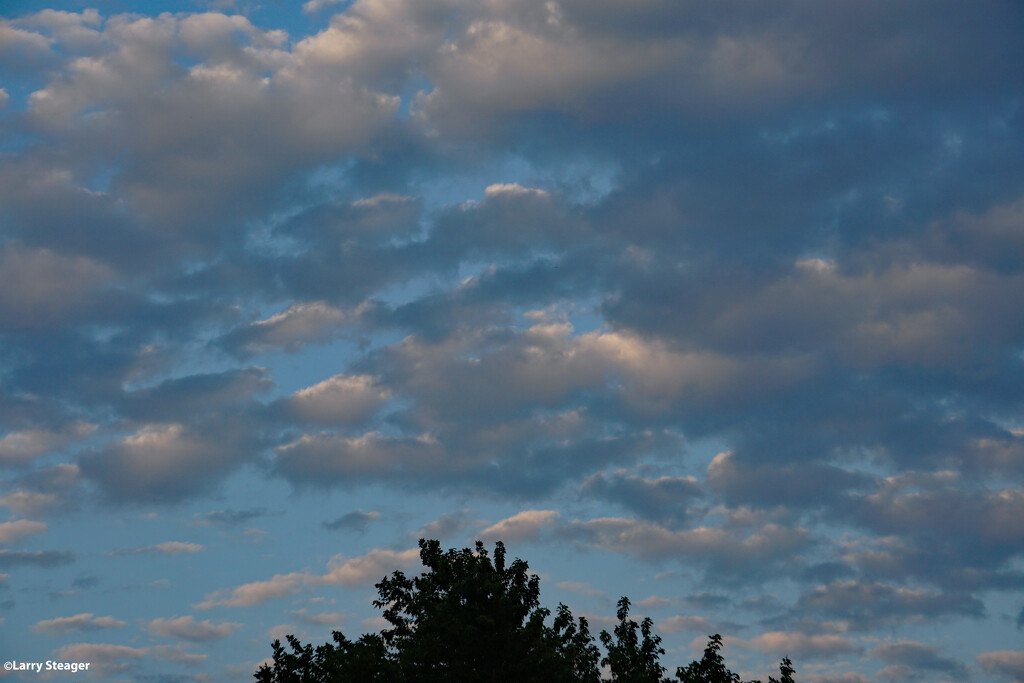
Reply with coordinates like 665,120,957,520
223,302,355,355
871,641,967,678
317,548,420,587
286,374,390,424
582,470,702,523
749,631,861,658
0,520,47,545
568,515,811,579
51,642,205,676
0,549,74,568
0,243,112,328
795,580,984,631
707,450,870,509
113,541,205,556
0,491,59,517
146,616,241,641
195,573,305,609
32,613,126,634
79,422,256,502
0,421,96,467
978,650,1024,681
479,509,559,543
415,510,472,540
657,615,710,634
324,509,381,532
52,643,146,675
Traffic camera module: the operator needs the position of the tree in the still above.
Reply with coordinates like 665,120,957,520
599,596,667,682
675,634,742,683
255,539,601,682
255,539,797,683
767,657,795,683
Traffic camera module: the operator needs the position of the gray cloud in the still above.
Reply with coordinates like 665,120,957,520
0,549,74,568
323,509,381,532
871,641,968,679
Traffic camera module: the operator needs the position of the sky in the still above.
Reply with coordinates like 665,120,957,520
1,0,1023,681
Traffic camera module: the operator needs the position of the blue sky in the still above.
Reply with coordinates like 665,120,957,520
1,1,1024,681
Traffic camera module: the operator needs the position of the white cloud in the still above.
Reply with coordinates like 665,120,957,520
288,374,390,424
32,613,126,634
115,541,205,556
0,520,47,545
0,421,96,466
318,548,420,587
479,510,559,543
0,491,59,517
147,616,241,641
977,650,1024,680
749,631,861,658
0,244,112,328
195,573,305,609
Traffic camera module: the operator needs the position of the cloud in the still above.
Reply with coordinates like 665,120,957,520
871,641,967,678
0,491,59,517
568,515,811,579
0,549,74,568
113,542,205,556
582,470,703,523
318,548,420,587
479,510,559,543
657,615,710,634
223,302,355,355
146,616,242,641
195,573,305,609
0,421,96,467
748,631,861,658
414,510,472,540
978,650,1024,681
555,581,604,598
195,507,268,526
794,580,984,631
285,374,390,424
32,613,126,635
51,643,205,676
0,520,47,545
79,422,256,503
0,243,112,328
323,509,381,532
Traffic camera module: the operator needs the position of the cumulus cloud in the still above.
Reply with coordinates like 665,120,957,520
657,615,710,634
978,650,1024,681
32,613,126,634
0,243,112,328
871,641,967,678
195,573,305,609
324,509,381,532
748,631,861,658
224,302,355,355
318,548,420,587
479,510,559,543
568,515,811,579
0,549,74,568
0,422,96,467
146,616,241,641
0,520,47,545
79,422,255,502
113,541,205,556
286,374,390,424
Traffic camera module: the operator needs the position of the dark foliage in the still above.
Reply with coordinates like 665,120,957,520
255,539,796,682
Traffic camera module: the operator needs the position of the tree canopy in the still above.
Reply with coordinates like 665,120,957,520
255,539,796,682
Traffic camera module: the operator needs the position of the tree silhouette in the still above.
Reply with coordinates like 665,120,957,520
255,539,797,683
599,596,666,682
